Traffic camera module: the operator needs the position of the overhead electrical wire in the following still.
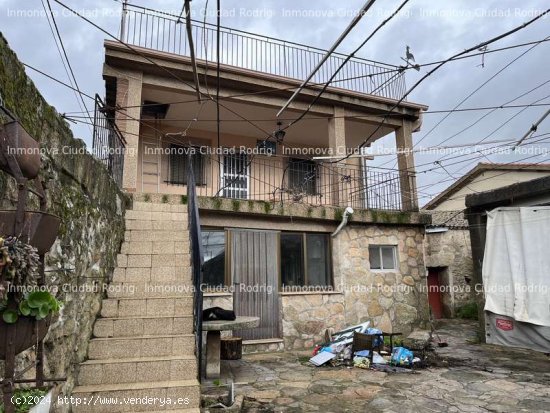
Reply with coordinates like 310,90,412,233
328,8,550,165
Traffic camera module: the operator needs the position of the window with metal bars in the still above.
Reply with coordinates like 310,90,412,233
167,144,205,185
288,158,318,195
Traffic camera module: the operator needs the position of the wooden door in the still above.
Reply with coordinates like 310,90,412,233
230,230,280,340
427,269,443,319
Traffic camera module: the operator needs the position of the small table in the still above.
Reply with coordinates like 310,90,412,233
203,316,260,379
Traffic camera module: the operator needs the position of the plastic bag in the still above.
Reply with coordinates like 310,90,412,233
391,347,414,366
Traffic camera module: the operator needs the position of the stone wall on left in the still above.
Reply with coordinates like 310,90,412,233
0,32,127,407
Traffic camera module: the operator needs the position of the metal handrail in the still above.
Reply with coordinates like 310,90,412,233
121,3,407,100
92,94,126,187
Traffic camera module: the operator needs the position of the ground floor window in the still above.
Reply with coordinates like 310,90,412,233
201,230,226,286
369,245,397,270
281,232,332,288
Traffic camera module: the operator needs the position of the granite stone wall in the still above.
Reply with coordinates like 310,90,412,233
425,229,475,316
204,223,430,351
0,33,127,407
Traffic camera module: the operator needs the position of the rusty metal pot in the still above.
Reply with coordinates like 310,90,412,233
0,121,41,180
0,316,51,358
0,211,61,254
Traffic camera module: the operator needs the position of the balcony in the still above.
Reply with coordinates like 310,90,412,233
138,145,412,211
120,3,407,101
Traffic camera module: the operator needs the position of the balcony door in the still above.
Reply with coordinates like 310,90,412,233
221,153,249,199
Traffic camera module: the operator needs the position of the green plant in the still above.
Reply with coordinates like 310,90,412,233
262,201,272,214
456,302,479,320
334,208,344,222
0,388,47,413
212,379,221,386
0,237,40,297
143,193,151,202
180,195,188,205
161,194,169,203
231,200,241,212
247,200,254,211
212,197,223,210
306,207,313,218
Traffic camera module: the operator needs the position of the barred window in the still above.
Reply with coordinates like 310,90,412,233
168,144,205,185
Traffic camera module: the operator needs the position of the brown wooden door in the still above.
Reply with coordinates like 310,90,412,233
230,229,280,340
427,269,443,319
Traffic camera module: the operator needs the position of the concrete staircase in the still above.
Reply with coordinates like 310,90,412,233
72,201,200,412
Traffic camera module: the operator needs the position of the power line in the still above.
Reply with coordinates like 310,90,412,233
412,35,550,150
277,0,378,118
514,108,550,147
330,8,550,165
22,63,95,101
43,35,550,117
64,102,550,123
44,0,93,127
280,0,410,130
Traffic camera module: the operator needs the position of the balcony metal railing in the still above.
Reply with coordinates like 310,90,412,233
148,149,411,211
92,95,126,187
120,3,407,100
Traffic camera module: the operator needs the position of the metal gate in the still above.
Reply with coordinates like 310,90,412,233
230,230,281,340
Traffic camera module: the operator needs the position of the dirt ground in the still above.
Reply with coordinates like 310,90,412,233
202,319,550,412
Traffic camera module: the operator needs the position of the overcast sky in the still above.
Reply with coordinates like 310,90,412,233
1,0,549,205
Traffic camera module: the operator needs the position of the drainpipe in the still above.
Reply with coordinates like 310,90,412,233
331,207,354,237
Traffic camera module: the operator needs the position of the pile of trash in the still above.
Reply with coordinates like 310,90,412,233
308,321,425,371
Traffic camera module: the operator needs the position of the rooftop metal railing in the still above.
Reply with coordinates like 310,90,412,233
120,3,407,100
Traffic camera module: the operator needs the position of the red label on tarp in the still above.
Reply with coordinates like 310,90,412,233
496,318,513,331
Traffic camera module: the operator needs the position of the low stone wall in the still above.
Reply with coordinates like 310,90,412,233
425,229,475,316
0,33,127,410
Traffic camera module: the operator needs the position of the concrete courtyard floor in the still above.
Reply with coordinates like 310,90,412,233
204,320,550,412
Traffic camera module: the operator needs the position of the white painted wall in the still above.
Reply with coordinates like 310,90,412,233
432,170,550,211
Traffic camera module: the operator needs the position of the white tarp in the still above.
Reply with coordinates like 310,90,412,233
482,207,550,327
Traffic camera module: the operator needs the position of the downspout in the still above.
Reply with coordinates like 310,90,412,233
331,207,354,237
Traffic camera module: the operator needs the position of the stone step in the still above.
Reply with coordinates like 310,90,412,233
87,335,195,360
132,201,188,213
112,267,192,283
125,219,188,231
117,254,191,268
78,355,197,385
71,380,200,412
120,241,190,255
126,210,187,222
124,230,189,242
93,315,194,338
101,296,194,318
106,282,194,299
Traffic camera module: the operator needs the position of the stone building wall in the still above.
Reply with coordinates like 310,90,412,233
204,223,429,351
0,33,127,406
424,229,475,316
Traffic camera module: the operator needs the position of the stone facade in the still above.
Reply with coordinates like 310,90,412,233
204,223,429,351
424,229,475,316
335,225,429,338
0,34,127,409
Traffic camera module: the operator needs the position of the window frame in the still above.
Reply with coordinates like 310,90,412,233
279,231,333,289
201,228,230,288
167,144,206,186
368,244,398,272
